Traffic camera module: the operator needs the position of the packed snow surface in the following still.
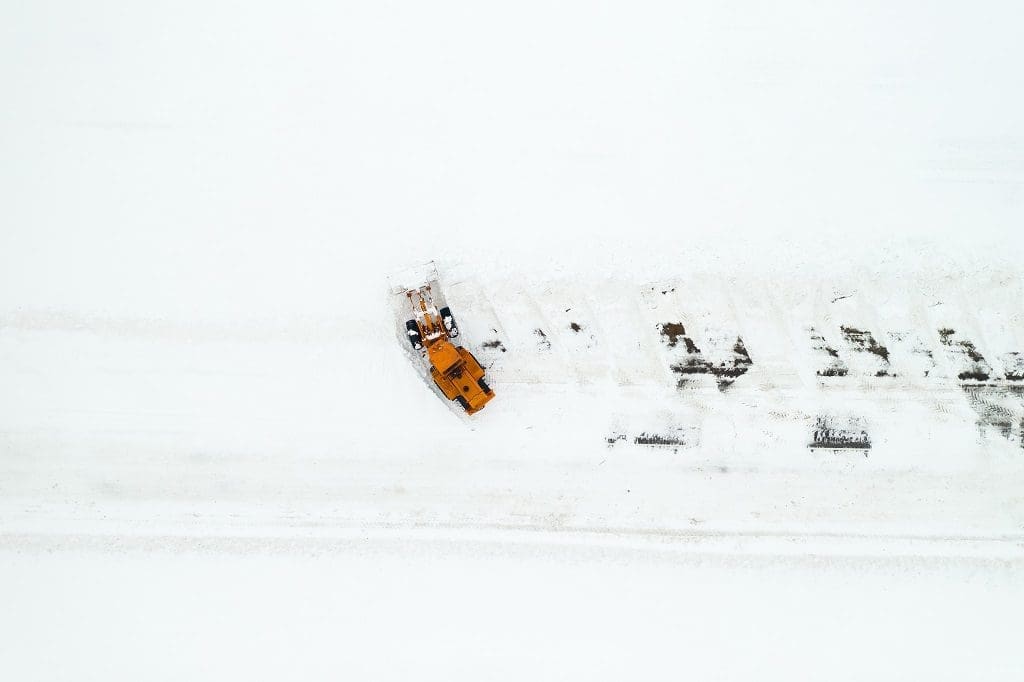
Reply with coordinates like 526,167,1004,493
3,1,1024,680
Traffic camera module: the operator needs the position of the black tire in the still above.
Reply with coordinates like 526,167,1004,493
455,395,470,411
477,378,491,394
439,306,459,338
405,320,423,350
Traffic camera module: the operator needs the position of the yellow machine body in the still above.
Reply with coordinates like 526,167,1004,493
407,287,495,415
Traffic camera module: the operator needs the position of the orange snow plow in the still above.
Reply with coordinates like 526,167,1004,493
405,286,495,415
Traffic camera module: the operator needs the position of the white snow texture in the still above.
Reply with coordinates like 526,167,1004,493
2,2,1024,681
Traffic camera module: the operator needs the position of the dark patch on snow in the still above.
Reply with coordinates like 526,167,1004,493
725,337,753,372
809,416,871,451
938,328,991,381
634,432,688,447
666,332,753,391
534,328,551,351
920,348,935,377
962,386,1020,444
840,325,891,363
708,337,754,385
809,327,849,377
606,432,627,446
569,322,582,333
670,359,709,375
609,425,695,450
962,385,1024,447
481,339,507,353
657,322,687,348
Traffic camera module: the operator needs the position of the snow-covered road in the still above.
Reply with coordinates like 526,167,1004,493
4,268,1024,544
3,533,1021,680
4,0,1024,678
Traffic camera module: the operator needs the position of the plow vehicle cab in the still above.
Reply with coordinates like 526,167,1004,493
405,286,494,415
